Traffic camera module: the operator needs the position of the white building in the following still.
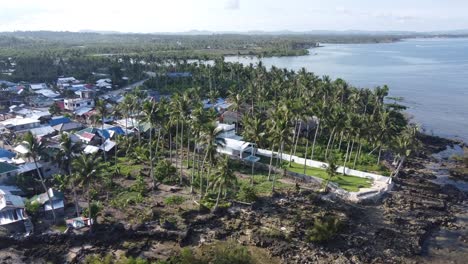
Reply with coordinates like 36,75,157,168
215,122,258,161
57,77,77,88
96,79,112,89
0,117,41,132
30,83,47,90
64,98,95,111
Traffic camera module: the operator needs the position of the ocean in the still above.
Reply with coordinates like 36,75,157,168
225,38,468,142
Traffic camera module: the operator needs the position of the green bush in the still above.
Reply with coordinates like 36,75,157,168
110,191,144,209
200,195,231,210
210,240,253,264
84,254,150,264
25,200,41,216
237,185,258,203
130,174,147,195
82,201,102,220
164,195,185,206
172,241,252,264
155,160,177,183
307,216,342,243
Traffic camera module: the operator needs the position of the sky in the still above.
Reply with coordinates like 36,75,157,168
1,0,467,33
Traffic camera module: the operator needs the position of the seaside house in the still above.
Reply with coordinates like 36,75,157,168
215,122,258,161
0,188,30,235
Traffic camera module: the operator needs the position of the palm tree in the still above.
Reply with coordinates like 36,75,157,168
121,94,134,137
177,92,191,184
210,157,237,211
324,156,338,192
58,133,82,216
95,99,108,161
268,103,291,192
241,115,264,185
389,125,420,182
199,122,225,197
227,86,244,134
95,99,108,130
142,100,158,189
22,131,57,223
73,153,103,232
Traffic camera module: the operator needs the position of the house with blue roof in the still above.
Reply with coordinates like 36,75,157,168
0,149,15,160
48,116,71,127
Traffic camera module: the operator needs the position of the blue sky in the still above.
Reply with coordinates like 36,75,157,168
1,0,467,32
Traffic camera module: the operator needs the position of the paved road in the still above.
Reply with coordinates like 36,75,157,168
101,79,148,97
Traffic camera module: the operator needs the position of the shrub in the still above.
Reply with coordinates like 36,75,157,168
154,160,177,183
307,216,342,243
237,185,258,203
24,200,41,216
111,191,144,209
210,240,253,264
84,254,150,264
200,195,231,210
130,174,147,195
82,201,102,220
164,195,185,206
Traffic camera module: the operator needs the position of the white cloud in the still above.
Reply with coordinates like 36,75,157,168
225,0,240,10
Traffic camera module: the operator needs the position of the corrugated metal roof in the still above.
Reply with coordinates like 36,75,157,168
30,126,55,137
48,117,71,126
83,145,99,154
74,107,93,116
0,162,19,174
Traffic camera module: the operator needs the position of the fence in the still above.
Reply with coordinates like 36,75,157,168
256,148,390,183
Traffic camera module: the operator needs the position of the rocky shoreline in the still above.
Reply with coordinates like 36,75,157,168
0,135,466,264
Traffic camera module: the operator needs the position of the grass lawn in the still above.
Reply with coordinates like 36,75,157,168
286,162,372,192
115,157,144,176
52,224,68,233
238,174,292,196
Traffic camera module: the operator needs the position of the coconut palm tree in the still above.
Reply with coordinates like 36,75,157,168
22,131,57,223
73,153,103,233
177,92,191,183
268,102,291,192
142,100,159,189
95,99,109,160
210,157,237,211
241,115,264,185
57,133,82,216
199,122,226,197
227,86,244,134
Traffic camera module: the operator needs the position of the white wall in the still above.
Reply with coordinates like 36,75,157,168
256,148,390,183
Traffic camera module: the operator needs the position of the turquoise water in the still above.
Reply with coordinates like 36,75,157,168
225,38,468,142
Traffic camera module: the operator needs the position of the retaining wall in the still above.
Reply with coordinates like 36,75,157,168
256,148,390,183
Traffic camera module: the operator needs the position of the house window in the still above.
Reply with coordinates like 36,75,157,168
76,103,80,107
87,102,91,105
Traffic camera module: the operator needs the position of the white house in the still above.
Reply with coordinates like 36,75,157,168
34,89,60,98
30,83,47,90
215,122,258,161
57,77,77,88
96,79,112,89
64,98,95,111
0,117,41,132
